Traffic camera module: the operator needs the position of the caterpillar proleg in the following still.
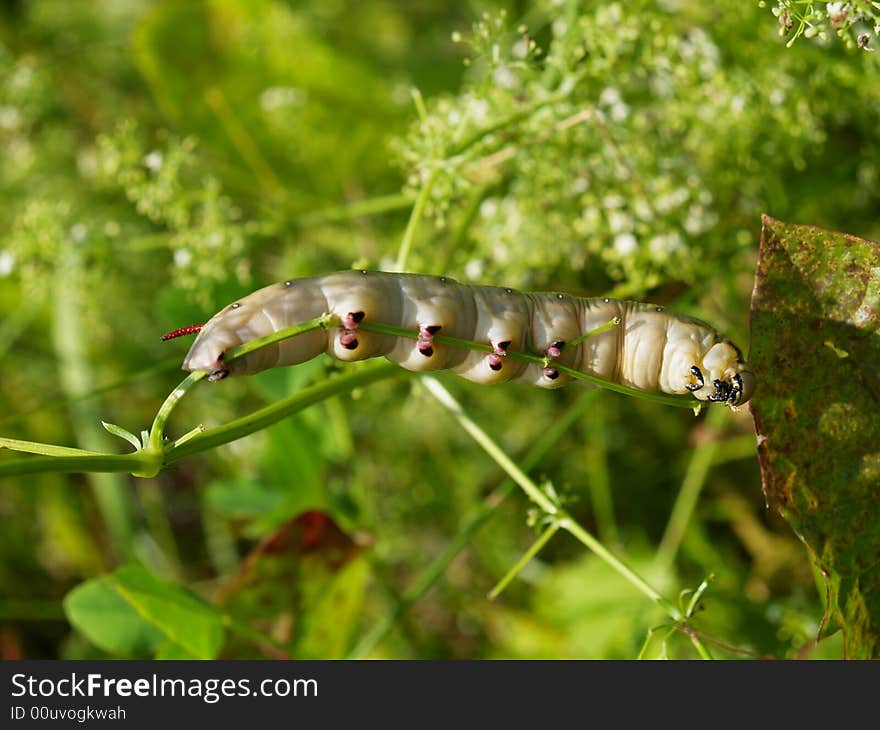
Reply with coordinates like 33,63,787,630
175,270,755,405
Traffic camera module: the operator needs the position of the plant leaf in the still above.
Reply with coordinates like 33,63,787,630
64,577,165,657
217,511,370,658
750,215,880,658
64,565,225,659
101,421,142,451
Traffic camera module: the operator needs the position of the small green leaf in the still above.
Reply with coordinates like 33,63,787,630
64,565,225,659
101,421,142,451
64,577,165,657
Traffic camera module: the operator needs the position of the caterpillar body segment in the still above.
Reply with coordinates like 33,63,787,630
180,270,755,405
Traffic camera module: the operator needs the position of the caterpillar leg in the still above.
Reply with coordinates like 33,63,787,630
338,311,364,350
486,339,511,371
417,324,441,358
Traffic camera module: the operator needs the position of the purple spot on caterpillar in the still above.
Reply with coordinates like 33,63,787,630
492,340,512,358
343,311,364,329
340,331,358,349
488,354,503,371
547,343,563,358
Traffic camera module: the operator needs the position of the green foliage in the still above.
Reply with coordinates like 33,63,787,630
64,565,225,659
764,1,880,50
751,216,880,658
1,0,878,660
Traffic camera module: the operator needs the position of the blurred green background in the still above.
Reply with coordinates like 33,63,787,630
1,0,877,659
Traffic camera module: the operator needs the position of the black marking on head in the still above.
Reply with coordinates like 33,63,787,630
730,374,744,404
207,368,229,382
545,368,560,380
425,325,442,335
707,379,731,403
689,365,704,388
496,340,511,351
343,337,359,350
231,302,241,309
419,346,434,358
489,360,503,372
350,311,365,324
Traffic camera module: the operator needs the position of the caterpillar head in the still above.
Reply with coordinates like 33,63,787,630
688,340,755,406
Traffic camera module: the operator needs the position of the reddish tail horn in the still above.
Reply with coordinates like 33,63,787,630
161,324,204,341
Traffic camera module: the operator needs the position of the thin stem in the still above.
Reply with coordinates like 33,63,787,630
448,91,571,156
421,376,682,622
286,193,413,228
148,371,205,453
204,85,284,198
653,406,728,575
0,453,154,478
347,390,597,659
557,515,681,621
394,167,436,272
567,317,620,349
53,242,133,558
488,521,560,600
0,437,107,458
420,377,558,514
165,361,406,463
358,319,698,409
147,317,327,453
583,397,619,545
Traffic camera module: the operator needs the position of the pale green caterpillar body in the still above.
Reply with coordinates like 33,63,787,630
179,270,755,405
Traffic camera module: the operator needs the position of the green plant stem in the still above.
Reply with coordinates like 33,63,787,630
358,319,698,409
53,243,134,559
583,397,618,545
556,515,681,621
0,437,107,458
347,390,597,659
449,91,572,156
653,406,728,575
165,361,406,463
0,454,155,477
0,357,182,429
147,371,205,453
204,86,284,198
421,377,558,514
394,168,436,272
285,193,413,228
488,521,560,599
421,376,684,622
566,317,620,349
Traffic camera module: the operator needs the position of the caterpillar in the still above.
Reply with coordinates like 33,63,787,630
171,270,755,405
